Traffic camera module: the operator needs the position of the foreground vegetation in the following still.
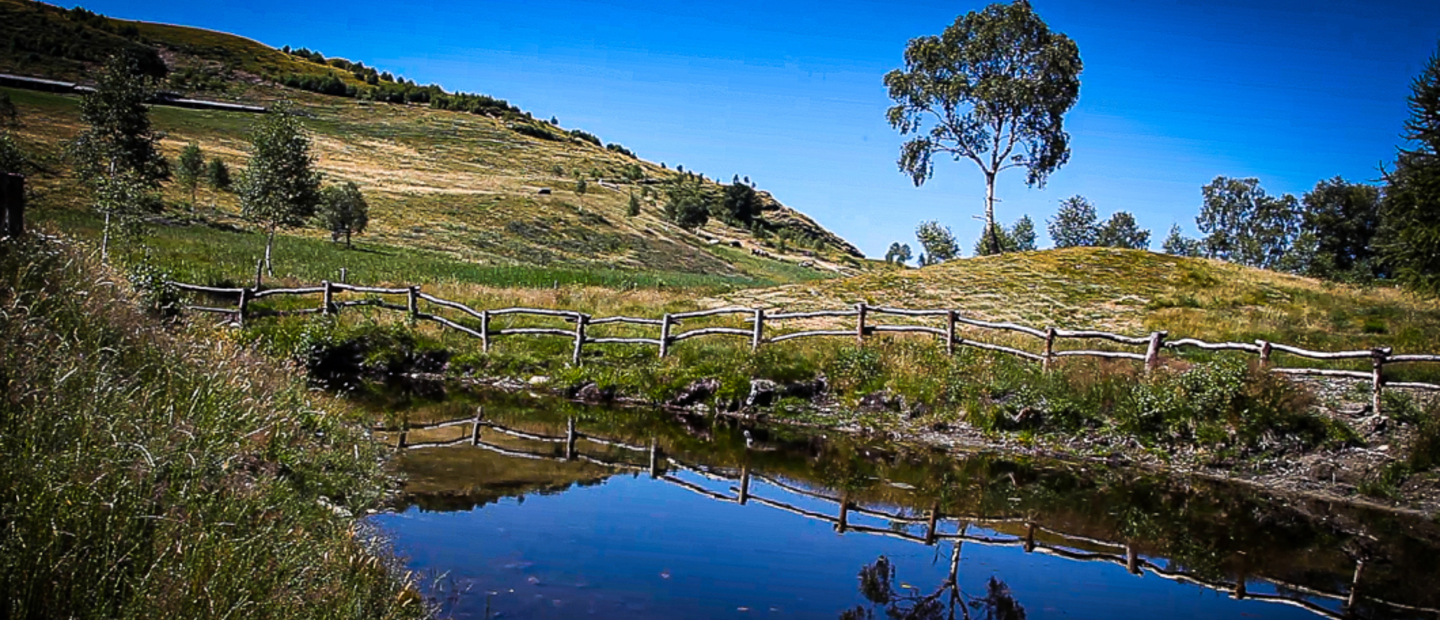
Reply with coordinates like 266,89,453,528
0,235,425,618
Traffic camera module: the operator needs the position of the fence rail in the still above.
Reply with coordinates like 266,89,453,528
170,279,1440,415
386,414,1438,620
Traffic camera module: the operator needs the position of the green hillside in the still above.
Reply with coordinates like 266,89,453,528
0,0,865,286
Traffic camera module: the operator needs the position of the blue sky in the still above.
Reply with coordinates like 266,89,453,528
70,0,1440,258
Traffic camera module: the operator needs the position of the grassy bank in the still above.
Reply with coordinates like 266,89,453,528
0,235,426,619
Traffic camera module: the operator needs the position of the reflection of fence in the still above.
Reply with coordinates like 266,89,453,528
175,280,1440,414
390,414,1440,620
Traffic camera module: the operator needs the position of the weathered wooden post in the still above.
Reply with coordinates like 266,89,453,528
571,313,589,366
1257,340,1273,367
1043,327,1057,372
471,408,483,445
751,309,764,352
1,173,23,238
925,502,940,545
321,280,333,316
480,310,491,353
836,492,850,533
659,314,673,358
407,285,420,320
945,311,957,357
1144,331,1167,375
1126,544,1141,575
1371,348,1389,417
236,288,250,327
565,417,577,460
397,420,408,449
1233,567,1248,600
253,257,264,289
855,302,867,347
1023,522,1036,553
339,267,347,284
1345,559,1365,611
738,463,751,505
648,437,660,479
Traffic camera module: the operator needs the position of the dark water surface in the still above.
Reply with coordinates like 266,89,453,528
367,387,1440,620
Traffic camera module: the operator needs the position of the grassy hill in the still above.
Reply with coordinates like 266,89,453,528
717,247,1440,359
0,0,866,287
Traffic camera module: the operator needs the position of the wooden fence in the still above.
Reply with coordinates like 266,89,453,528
387,415,1439,620
171,279,1440,415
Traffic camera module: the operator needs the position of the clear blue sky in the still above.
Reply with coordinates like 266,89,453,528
70,0,1440,258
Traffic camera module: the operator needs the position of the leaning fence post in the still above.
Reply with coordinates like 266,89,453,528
1145,331,1167,375
659,314,673,358
1346,559,1365,612
407,286,419,320
1371,348,1390,417
321,280,333,315
751,309,764,352
1043,327,1057,372
571,313,589,366
945,311,957,357
480,310,491,353
236,288,250,327
855,302,867,346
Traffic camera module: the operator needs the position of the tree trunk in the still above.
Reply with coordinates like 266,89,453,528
984,172,1001,255
265,224,276,277
101,211,111,260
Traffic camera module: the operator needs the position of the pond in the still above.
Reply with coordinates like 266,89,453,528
367,387,1440,620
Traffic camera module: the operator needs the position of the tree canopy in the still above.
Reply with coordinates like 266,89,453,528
1095,211,1150,250
1047,195,1098,248
1197,176,1298,270
915,220,959,264
238,105,323,276
885,0,1082,255
1300,177,1382,281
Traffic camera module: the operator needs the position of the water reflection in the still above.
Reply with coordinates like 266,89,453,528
371,387,1440,619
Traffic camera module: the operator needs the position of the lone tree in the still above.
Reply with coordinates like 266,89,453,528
317,181,369,248
206,157,231,191
915,220,959,264
175,142,204,208
884,242,913,265
71,54,170,258
885,0,1082,255
238,105,322,277
1378,42,1440,295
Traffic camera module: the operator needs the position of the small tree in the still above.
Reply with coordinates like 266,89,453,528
722,180,762,225
574,176,588,210
238,104,323,277
884,242,914,265
1047,195,1098,248
71,54,170,258
885,0,1082,255
626,191,641,217
175,142,204,208
1161,224,1202,257
915,220,959,264
206,157,231,191
1095,211,1150,249
317,181,369,248
663,177,709,229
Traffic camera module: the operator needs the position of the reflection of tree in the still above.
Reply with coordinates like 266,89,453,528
840,553,1026,620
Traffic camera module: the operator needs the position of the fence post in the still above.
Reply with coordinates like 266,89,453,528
1126,544,1141,575
751,309,764,352
925,502,940,545
836,492,850,533
2,173,23,238
321,280,333,316
1024,522,1036,553
407,286,419,320
565,417,577,460
480,310,490,353
236,288,250,327
855,302,867,346
738,463,751,505
1145,331,1167,375
339,267,347,284
1043,327,1057,372
1255,340,1272,367
471,408,483,445
660,314,673,359
945,311,957,357
1371,348,1389,417
1346,559,1365,612
648,437,660,478
571,313,589,366
253,257,264,289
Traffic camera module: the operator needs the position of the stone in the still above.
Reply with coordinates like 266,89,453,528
668,378,719,408
745,379,778,408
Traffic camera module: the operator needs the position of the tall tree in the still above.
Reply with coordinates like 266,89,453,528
1047,195,1098,248
1378,43,1440,294
1095,211,1150,249
1196,176,1299,270
885,0,1082,255
70,54,169,258
1161,224,1202,257
317,181,369,248
175,142,204,208
238,105,322,277
1300,177,1382,280
915,220,959,264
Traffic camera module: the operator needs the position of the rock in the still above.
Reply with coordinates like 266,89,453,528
577,382,615,403
859,389,904,413
746,379,778,408
782,376,828,400
908,402,932,419
668,378,719,408
527,375,550,386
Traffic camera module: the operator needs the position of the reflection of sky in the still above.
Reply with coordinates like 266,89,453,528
373,472,1324,620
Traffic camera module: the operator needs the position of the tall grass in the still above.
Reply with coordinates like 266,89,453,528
0,235,427,619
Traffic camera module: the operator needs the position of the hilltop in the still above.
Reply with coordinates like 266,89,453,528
0,0,866,284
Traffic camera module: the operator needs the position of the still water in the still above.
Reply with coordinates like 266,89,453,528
368,388,1439,620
